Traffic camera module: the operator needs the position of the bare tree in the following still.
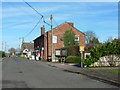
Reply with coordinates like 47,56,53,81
84,30,96,44
16,48,21,53
107,36,113,42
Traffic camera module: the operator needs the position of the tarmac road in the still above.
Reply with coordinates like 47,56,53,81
2,57,118,88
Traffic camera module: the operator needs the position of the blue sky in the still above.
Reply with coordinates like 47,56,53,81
1,2,118,52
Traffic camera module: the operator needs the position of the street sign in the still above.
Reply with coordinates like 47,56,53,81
79,46,84,51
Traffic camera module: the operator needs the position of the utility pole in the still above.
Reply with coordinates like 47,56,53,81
19,38,21,50
5,42,6,52
50,14,53,62
2,41,3,51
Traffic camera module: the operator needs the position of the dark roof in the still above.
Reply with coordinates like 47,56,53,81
21,42,34,51
33,35,44,41
85,43,102,53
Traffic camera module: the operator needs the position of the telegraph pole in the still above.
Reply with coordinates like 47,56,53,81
51,14,53,62
19,38,21,50
5,42,6,53
2,41,3,51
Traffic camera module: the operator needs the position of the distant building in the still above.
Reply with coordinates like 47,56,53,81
34,22,85,61
21,41,34,60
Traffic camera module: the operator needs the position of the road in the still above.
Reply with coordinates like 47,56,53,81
2,57,118,88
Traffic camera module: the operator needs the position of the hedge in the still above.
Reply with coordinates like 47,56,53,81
84,39,120,67
65,56,81,63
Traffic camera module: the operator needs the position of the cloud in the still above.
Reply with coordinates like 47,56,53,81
2,3,68,18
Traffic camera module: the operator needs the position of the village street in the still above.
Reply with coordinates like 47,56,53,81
2,57,118,88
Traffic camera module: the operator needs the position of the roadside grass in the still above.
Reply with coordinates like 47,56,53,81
41,60,48,62
101,70,120,74
84,66,118,68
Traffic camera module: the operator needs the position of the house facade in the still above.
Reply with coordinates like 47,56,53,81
21,42,34,60
34,22,85,61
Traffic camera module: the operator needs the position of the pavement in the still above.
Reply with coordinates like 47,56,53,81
46,62,120,87
2,57,119,88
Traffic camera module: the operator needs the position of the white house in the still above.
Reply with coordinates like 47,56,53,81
21,42,35,60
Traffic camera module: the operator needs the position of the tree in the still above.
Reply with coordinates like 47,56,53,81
63,29,75,47
84,30,96,44
89,37,99,44
8,48,16,54
0,51,6,57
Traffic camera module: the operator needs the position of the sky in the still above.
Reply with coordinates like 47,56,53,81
1,2,118,52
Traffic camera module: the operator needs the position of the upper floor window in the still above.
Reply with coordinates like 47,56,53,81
53,36,57,44
75,35,79,44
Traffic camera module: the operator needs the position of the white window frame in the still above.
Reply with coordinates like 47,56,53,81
53,36,57,44
75,35,79,42
56,50,61,56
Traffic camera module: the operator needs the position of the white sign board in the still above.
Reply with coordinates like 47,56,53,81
42,47,44,50
53,36,57,44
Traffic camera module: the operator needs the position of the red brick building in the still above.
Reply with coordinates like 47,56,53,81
34,22,85,61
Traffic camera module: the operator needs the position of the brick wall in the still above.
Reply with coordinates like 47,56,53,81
44,22,85,60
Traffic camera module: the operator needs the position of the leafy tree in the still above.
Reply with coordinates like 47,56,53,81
84,30,96,44
63,29,75,47
0,51,6,57
8,48,16,54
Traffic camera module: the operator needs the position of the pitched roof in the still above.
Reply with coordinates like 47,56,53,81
21,42,34,51
47,22,85,35
33,22,85,41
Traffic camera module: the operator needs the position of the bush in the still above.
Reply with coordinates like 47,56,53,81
84,39,120,67
65,56,81,63
0,51,6,57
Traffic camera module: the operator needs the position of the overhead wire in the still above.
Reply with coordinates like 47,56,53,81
24,16,43,38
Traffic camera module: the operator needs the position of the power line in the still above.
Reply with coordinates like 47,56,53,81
23,0,43,17
23,0,51,26
43,17,51,26
24,17,43,38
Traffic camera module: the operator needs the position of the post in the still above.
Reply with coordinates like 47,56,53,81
2,41,3,51
81,51,83,68
51,14,53,62
5,42,6,53
19,38,21,50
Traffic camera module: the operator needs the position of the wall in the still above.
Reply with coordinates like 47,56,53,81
44,22,85,60
90,55,120,67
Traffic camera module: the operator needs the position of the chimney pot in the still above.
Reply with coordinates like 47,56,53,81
68,22,74,27
41,25,45,35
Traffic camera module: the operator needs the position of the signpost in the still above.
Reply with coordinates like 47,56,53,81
79,46,84,68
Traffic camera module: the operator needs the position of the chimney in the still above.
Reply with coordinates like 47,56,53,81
41,25,45,35
68,22,74,27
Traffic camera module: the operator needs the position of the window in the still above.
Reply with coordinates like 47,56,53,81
56,50,61,56
75,35,79,44
62,49,66,56
53,36,57,44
